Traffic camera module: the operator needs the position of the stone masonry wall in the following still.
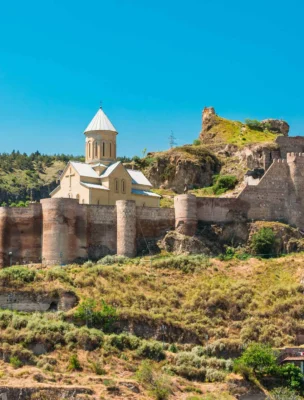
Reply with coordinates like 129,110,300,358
0,204,42,267
196,197,249,223
86,205,117,259
276,136,304,158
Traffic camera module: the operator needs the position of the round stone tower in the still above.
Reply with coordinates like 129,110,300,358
174,194,198,236
116,200,136,257
41,198,84,265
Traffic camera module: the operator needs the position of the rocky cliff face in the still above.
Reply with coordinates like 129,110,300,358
144,146,221,193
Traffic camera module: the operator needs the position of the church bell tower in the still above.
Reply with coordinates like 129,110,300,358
84,107,118,165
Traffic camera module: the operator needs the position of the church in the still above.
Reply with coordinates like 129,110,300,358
50,107,160,207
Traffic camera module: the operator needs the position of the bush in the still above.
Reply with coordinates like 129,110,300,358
9,356,22,369
107,333,140,351
136,361,171,400
97,255,130,265
74,298,116,331
64,327,104,350
212,175,238,195
245,119,262,130
251,227,276,257
269,387,301,400
234,343,277,377
205,367,226,382
193,139,201,146
171,365,206,381
152,255,211,273
68,354,81,371
278,363,303,391
83,260,94,268
137,340,166,361
0,267,36,285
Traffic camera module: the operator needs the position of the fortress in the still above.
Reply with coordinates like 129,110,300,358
0,108,304,267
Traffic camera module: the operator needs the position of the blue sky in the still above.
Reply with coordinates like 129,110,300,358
0,0,303,157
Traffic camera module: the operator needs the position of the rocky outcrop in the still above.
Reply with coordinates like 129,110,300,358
0,290,78,312
114,314,201,344
261,118,289,136
159,221,304,256
145,146,221,193
0,387,94,400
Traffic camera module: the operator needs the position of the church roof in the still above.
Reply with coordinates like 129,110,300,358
100,161,121,178
127,169,153,187
84,107,117,133
70,161,99,178
80,182,109,190
132,189,160,198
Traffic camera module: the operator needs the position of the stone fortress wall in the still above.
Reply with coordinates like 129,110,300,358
1,106,304,267
0,149,303,268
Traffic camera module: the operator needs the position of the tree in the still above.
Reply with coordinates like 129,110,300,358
279,363,303,391
251,227,276,257
234,343,277,377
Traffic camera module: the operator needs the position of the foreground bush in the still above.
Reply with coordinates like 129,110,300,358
137,340,166,361
136,361,172,400
250,227,276,257
269,387,301,400
152,255,211,273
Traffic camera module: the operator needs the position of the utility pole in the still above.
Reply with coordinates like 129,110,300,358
169,131,177,148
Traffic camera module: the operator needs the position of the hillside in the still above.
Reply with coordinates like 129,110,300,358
0,109,291,206
0,253,303,398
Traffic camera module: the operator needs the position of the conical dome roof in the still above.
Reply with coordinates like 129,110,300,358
84,107,117,133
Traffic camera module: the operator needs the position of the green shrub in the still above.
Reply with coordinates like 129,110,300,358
90,361,106,375
9,355,22,369
205,367,226,382
212,175,237,195
74,298,116,331
136,361,171,400
68,354,81,371
97,255,130,265
245,119,262,130
83,260,94,268
107,333,140,351
269,387,301,400
64,327,104,350
278,363,303,391
152,254,211,273
0,266,36,284
234,343,277,377
250,227,276,257
171,365,206,381
137,340,166,361
193,139,201,146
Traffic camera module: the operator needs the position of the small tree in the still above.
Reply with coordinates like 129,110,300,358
251,227,276,257
234,343,277,377
245,119,262,130
270,387,301,399
279,363,303,391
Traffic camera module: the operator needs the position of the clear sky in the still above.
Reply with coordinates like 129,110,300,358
0,0,303,158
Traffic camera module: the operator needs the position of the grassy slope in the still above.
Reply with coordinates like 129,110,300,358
205,116,278,147
0,254,304,398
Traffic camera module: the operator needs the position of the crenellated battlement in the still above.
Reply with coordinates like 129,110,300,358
287,152,304,163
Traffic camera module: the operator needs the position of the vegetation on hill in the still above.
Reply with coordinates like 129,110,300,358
0,253,304,397
202,115,279,147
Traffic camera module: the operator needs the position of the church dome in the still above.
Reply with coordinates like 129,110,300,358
84,107,117,134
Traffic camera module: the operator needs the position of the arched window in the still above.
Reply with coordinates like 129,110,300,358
121,179,126,194
88,142,91,158
110,142,112,157
76,194,80,203
102,142,105,157
115,178,119,193
82,199,84,204
95,142,98,157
